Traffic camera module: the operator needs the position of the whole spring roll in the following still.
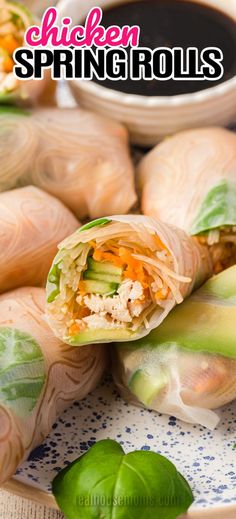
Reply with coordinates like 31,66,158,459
0,0,53,105
0,107,37,191
0,185,78,293
0,287,107,483
46,215,212,346
138,128,236,273
0,107,137,218
113,266,236,429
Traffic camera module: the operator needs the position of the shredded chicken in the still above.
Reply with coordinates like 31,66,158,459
76,280,149,329
80,314,125,330
198,227,236,273
0,71,17,94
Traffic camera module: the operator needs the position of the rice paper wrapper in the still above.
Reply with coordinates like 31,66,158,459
0,287,107,484
138,127,236,235
113,266,236,429
0,107,136,218
0,185,78,293
46,215,212,345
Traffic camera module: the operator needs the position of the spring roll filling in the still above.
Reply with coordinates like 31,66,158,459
198,226,236,273
48,222,190,341
0,2,29,94
119,346,236,410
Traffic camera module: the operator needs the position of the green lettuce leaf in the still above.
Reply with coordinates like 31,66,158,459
190,180,236,235
0,327,45,418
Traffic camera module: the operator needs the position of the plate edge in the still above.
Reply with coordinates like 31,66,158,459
1,478,236,518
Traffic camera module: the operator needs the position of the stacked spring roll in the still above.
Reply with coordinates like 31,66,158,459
0,185,78,292
0,0,53,104
113,266,236,429
46,215,212,346
0,287,107,483
138,128,236,273
0,107,136,218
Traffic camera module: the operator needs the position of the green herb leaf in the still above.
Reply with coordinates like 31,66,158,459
52,439,194,519
79,218,110,232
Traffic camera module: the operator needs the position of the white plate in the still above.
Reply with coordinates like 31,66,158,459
4,376,236,518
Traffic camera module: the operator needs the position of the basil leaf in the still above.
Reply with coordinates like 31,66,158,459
52,439,193,519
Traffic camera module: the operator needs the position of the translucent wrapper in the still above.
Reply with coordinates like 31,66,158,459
0,287,107,484
0,185,78,293
46,215,211,346
113,266,236,429
0,107,136,218
138,128,236,272
0,1,53,105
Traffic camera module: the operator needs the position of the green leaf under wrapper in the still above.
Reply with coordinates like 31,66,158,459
190,180,236,235
0,328,45,418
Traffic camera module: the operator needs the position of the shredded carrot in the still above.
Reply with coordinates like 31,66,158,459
68,323,82,336
214,261,223,274
195,377,219,394
93,249,123,267
75,307,90,319
0,35,20,54
1,53,14,73
194,367,227,394
78,281,87,296
155,290,167,300
155,235,169,253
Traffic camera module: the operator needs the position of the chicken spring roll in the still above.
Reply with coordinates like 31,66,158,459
0,287,107,484
0,107,136,218
113,266,236,429
138,128,236,273
0,107,37,191
0,185,78,293
46,215,212,346
0,0,53,105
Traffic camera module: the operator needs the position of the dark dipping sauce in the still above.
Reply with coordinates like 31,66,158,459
92,0,236,96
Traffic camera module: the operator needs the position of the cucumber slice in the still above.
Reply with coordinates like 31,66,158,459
82,280,119,296
129,369,168,407
67,328,134,345
87,257,123,277
83,270,121,284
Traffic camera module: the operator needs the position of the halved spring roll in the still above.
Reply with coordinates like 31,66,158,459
138,128,236,273
0,0,53,105
46,215,212,346
0,185,78,293
0,287,107,484
113,266,236,429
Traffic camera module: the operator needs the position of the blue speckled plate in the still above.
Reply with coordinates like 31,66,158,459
5,375,236,517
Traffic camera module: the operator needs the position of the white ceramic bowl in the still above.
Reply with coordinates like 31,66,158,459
57,0,236,146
